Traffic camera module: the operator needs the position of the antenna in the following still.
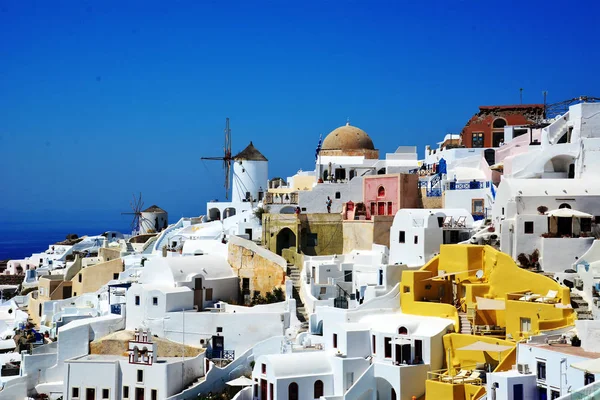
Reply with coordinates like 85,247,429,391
201,118,233,199
520,88,523,104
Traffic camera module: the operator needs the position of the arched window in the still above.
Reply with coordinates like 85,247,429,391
289,382,299,400
378,186,386,197
314,380,324,398
398,326,408,335
493,118,507,129
559,203,572,209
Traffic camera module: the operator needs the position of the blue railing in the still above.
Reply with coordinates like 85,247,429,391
447,181,490,190
427,188,442,197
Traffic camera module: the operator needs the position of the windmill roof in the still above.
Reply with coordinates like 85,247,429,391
142,205,167,213
233,142,268,161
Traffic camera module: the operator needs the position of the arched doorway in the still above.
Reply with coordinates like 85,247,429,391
375,377,395,400
276,228,296,256
223,207,236,219
208,208,221,221
288,382,299,400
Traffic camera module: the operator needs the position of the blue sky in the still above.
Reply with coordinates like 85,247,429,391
1,0,599,231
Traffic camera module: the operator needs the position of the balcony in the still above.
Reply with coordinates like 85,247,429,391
264,192,298,205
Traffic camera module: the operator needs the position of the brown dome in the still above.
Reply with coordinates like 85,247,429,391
321,123,375,151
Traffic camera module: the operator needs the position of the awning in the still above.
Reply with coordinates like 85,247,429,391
392,338,412,345
476,297,505,310
456,341,513,352
571,358,600,374
226,376,254,387
546,209,593,218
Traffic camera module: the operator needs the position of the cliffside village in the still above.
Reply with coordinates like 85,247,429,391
1,98,600,400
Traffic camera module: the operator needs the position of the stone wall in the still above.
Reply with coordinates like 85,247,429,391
227,235,286,298
420,188,443,209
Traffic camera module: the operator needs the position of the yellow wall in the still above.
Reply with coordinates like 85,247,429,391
401,245,575,339
71,258,123,297
342,216,394,254
262,214,343,264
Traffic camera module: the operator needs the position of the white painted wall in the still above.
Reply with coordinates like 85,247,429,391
232,159,268,204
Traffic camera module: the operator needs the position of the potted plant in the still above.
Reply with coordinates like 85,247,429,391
537,206,548,215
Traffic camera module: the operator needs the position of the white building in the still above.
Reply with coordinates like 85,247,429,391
389,209,475,267
301,245,403,313
492,178,600,273
64,328,204,400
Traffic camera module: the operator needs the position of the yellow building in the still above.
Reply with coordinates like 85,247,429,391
71,258,123,297
262,213,343,266
400,244,576,400
28,275,73,326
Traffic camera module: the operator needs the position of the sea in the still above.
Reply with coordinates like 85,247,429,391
0,221,131,261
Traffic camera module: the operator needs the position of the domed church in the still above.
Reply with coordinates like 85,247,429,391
317,122,380,182
319,122,379,159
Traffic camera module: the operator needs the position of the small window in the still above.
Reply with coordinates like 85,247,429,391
437,217,444,227
524,221,534,234
378,186,386,197
205,288,213,301
78,273,82,283
333,333,338,348
398,326,408,335
585,372,595,385
320,287,327,295
113,273,119,280
472,199,484,215
262,363,266,374
152,297,158,306
403,286,410,293
414,235,418,244
123,386,129,399
151,389,158,400
102,389,110,399
472,132,484,148
137,369,144,383
399,231,406,243
384,337,392,358
537,361,546,380
335,192,341,199
372,335,376,354
72,387,80,398
135,296,140,306
301,207,306,212
344,270,352,282
216,327,223,333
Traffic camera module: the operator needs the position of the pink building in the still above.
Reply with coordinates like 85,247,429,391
362,174,419,217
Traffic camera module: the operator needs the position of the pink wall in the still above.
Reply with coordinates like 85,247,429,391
495,129,542,164
363,176,400,216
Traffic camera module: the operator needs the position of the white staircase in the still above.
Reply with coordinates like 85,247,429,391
459,312,472,334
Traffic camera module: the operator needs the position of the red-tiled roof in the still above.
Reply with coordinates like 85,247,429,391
479,104,545,110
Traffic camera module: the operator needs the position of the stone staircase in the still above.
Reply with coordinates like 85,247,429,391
571,293,594,320
458,312,472,334
287,264,309,331
184,374,206,390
